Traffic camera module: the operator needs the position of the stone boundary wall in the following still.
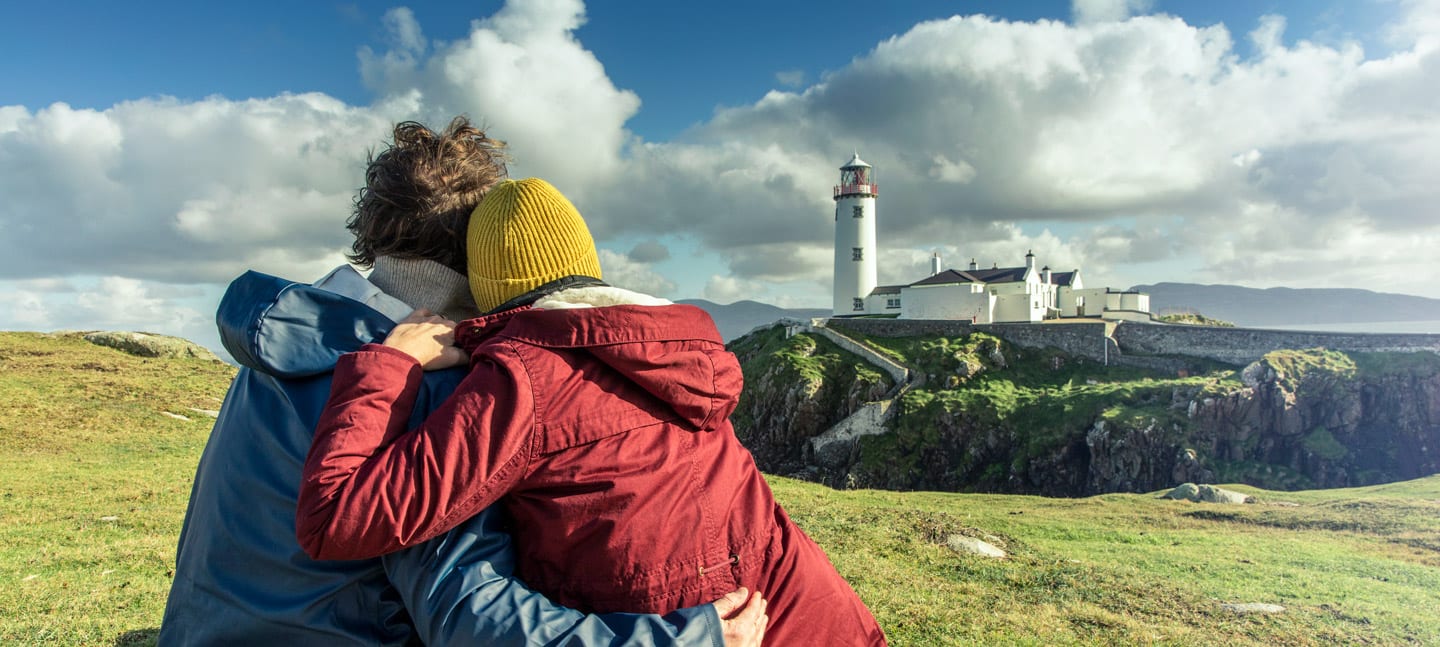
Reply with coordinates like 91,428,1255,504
831,318,1116,363
1113,323,1440,365
822,318,1440,367
807,399,896,470
983,322,1115,363
801,320,911,394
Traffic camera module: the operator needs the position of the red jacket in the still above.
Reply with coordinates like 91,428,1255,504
297,296,885,645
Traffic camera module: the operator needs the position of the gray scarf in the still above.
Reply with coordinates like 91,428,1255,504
368,256,480,322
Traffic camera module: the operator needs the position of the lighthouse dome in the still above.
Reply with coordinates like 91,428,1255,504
841,151,871,169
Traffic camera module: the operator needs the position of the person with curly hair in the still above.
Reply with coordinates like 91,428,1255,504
162,119,763,646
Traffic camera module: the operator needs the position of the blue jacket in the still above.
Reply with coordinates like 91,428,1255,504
159,270,722,646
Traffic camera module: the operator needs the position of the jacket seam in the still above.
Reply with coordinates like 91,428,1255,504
248,281,291,367
506,340,543,479
697,348,720,431
431,341,537,538
703,602,724,647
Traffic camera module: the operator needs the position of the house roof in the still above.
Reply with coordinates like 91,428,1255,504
908,266,1029,287
1047,271,1077,286
869,284,904,295
908,269,976,287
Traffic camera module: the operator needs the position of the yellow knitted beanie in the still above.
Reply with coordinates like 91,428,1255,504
467,178,603,312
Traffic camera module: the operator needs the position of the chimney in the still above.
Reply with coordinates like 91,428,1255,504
1025,249,1035,270
1042,265,1051,284
930,252,942,276
968,258,978,271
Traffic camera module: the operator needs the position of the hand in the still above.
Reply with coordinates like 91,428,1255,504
382,309,469,370
711,587,768,647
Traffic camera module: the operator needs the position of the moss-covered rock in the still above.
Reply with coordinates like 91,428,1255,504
81,331,221,362
729,327,891,477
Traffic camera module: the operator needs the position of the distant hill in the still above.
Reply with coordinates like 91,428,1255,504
1134,282,1440,327
677,299,829,341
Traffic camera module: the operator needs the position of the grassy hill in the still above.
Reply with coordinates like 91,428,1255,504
2,331,1438,645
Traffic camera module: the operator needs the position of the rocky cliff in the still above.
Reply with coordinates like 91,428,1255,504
729,326,893,476
731,326,1440,495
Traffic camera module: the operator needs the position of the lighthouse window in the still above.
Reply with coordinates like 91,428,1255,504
852,247,863,261
852,205,863,218
853,298,865,311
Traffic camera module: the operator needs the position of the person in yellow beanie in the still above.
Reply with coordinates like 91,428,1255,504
466,178,606,313
299,179,888,646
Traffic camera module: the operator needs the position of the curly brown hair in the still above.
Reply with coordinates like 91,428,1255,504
346,117,508,272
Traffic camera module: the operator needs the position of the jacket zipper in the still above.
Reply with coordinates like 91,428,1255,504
698,553,739,577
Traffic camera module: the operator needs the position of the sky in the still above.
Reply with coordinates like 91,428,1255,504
2,0,1438,353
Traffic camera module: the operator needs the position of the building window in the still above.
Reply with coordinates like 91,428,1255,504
852,247,863,261
852,298,865,311
852,205,864,218
886,298,901,309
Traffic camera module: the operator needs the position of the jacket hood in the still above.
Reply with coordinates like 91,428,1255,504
457,288,740,432
217,270,396,378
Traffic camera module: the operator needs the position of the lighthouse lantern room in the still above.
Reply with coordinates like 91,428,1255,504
832,152,879,316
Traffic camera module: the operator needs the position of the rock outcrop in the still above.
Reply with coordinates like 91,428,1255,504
731,325,1440,496
729,327,892,477
83,331,220,362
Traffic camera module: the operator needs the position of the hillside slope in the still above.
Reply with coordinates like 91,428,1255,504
3,331,1439,645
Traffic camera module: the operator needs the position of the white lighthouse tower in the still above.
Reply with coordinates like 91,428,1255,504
832,152,878,315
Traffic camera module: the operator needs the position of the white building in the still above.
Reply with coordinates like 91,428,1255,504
829,155,1150,323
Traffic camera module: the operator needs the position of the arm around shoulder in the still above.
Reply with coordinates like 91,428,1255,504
296,344,537,560
382,506,726,647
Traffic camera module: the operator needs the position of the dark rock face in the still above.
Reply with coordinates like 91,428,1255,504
1181,360,1440,490
730,329,892,478
735,329,1440,495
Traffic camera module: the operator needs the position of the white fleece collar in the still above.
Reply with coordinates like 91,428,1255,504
532,286,673,310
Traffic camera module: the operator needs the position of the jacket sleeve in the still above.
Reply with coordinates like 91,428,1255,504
296,343,537,560
382,506,723,647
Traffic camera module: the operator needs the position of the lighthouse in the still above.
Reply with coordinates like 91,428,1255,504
833,152,878,315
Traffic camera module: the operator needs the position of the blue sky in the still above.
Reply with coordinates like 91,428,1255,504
2,0,1438,352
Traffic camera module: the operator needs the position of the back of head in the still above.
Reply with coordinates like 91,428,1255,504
467,178,602,313
347,117,508,274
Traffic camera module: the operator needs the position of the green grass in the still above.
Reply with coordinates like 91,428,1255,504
0,332,232,646
782,478,1440,646
3,331,1440,645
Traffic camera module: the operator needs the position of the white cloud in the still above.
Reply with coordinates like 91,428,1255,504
359,0,639,198
775,69,805,88
1072,0,1153,25
0,277,220,350
597,249,676,297
928,154,976,184
0,95,387,283
4,289,51,328
703,275,767,304
385,7,428,56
